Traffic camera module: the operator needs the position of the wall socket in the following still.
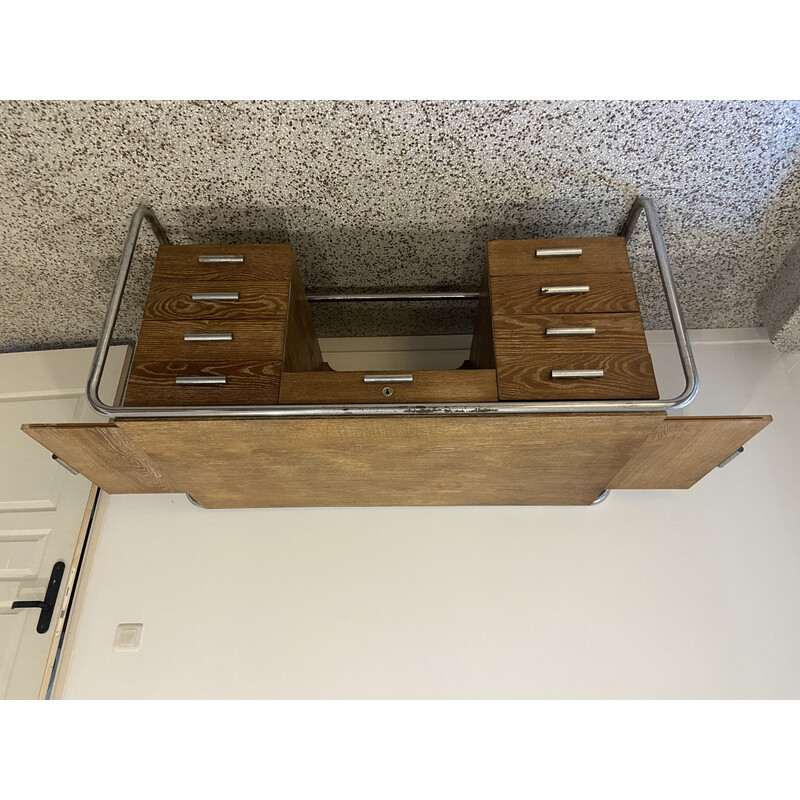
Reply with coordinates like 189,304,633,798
113,623,143,652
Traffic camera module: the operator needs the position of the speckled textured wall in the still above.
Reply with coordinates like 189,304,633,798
1,100,799,352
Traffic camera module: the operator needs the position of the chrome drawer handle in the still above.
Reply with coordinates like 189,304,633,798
545,327,596,336
551,369,604,379
540,285,590,295
198,255,244,263
183,333,234,342
175,376,227,385
535,247,582,257
191,292,240,301
363,374,414,383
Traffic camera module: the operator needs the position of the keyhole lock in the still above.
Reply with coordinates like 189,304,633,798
382,386,393,397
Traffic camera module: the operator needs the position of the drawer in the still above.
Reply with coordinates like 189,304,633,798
490,272,640,315
144,280,289,320
133,320,287,362
497,351,659,400
152,244,294,283
279,370,499,404
123,360,282,406
488,237,632,276
493,313,649,355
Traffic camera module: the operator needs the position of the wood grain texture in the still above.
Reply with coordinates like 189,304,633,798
493,313,650,354
497,351,659,400
490,272,641,315
123,360,282,406
278,369,499,404
117,414,663,507
132,320,287,362
609,415,773,489
469,262,496,368
21,423,181,494
144,280,289,320
282,262,323,372
153,244,294,282
488,237,632,276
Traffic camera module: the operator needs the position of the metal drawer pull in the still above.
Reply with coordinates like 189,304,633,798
175,376,227,385
540,285,590,295
535,247,583,257
198,255,244,263
191,291,240,301
551,369,604,379
183,333,234,342
545,327,596,336
363,374,414,383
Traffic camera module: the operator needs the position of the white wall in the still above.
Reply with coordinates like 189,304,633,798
59,329,800,699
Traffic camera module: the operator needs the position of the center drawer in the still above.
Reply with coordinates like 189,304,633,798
279,370,499,404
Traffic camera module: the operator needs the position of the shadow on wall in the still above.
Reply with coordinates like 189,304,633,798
756,153,800,352
168,194,632,291
153,195,676,337
157,196,636,337
98,182,800,342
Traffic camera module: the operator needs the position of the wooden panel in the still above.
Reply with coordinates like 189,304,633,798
609,416,773,489
133,320,286,362
117,414,663,507
123,360,282,406
488,237,632,276
279,370,499,404
490,272,640,315
153,244,294,283
494,313,650,354
469,262,496,368
21,423,181,494
144,281,289,320
282,262,323,372
497,351,659,400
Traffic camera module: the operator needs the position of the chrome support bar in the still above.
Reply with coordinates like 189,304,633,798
183,333,234,342
545,327,596,336
717,446,744,468
306,292,479,302
191,291,239,301
198,255,244,263
363,374,414,384
536,247,583,257
86,196,698,418
622,196,698,408
551,369,604,379
51,453,79,475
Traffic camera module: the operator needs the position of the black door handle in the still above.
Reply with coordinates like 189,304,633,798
12,561,65,634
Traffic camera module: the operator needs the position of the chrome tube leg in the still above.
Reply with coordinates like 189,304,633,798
85,205,170,414
621,197,698,409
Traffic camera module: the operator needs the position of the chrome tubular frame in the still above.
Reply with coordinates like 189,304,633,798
86,196,698,419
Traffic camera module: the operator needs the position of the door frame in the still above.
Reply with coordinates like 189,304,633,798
41,346,132,699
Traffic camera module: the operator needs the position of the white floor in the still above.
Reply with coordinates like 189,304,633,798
59,329,800,698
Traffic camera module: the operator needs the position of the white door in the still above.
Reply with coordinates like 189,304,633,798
0,345,129,699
